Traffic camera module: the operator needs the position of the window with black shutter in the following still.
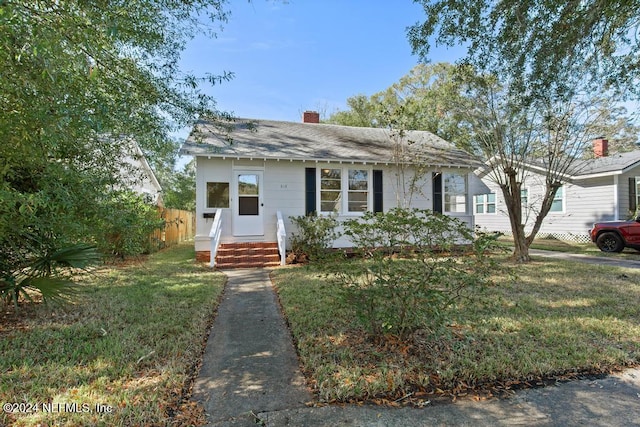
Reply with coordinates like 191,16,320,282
373,170,383,213
305,168,316,215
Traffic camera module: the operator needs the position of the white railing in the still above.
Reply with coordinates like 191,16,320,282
209,209,223,268
276,211,286,266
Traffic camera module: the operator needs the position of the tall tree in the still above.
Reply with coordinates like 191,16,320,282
327,95,379,128
160,160,197,211
327,63,475,151
456,72,632,262
329,62,638,262
0,1,231,301
408,1,640,262
408,0,640,101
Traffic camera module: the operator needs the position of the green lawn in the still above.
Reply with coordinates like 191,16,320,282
0,244,225,427
271,258,640,404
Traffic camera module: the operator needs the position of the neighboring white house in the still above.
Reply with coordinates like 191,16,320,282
473,139,640,242
118,140,164,206
180,112,486,262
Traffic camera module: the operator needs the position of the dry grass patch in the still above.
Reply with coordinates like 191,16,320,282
0,244,225,427
271,258,640,404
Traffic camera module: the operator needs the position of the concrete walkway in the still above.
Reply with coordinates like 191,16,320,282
529,249,640,269
193,269,312,425
194,267,640,426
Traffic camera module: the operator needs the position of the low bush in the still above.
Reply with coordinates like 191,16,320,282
289,213,341,263
93,190,165,258
333,208,504,338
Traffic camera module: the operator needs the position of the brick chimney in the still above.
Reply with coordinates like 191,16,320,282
593,138,609,158
302,110,320,124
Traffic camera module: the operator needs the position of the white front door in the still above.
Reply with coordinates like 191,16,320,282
233,171,264,236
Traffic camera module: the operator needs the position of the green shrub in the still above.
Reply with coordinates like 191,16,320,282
289,213,341,263
0,243,101,308
93,190,165,258
333,208,503,338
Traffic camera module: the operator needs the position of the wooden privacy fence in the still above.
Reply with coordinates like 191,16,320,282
150,208,195,249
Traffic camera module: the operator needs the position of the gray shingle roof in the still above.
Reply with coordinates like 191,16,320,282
570,150,640,177
180,118,479,167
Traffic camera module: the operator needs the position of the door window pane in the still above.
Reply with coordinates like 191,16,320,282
238,174,259,195
238,196,259,215
237,174,259,215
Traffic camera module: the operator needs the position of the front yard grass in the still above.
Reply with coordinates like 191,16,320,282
271,259,640,404
0,244,225,427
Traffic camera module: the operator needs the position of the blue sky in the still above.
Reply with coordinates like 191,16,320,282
178,1,463,128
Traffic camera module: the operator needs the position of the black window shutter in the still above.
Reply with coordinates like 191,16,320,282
305,168,316,215
433,172,443,213
373,170,383,213
630,177,637,214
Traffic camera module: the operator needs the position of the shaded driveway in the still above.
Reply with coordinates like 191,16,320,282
529,249,640,269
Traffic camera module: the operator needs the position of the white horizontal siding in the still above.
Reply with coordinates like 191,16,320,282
618,169,640,219
474,170,616,240
195,158,477,249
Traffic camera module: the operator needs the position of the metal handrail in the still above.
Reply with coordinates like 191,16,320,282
209,209,222,268
276,211,286,266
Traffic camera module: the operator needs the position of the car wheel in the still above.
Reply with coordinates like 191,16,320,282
596,232,624,253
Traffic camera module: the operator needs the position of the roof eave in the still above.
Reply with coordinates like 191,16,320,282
183,151,473,169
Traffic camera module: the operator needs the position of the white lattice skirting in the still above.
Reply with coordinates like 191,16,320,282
490,230,592,243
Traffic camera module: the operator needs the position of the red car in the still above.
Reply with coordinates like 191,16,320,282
590,220,640,252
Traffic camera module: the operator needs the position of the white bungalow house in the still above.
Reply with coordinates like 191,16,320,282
180,111,486,268
473,139,640,242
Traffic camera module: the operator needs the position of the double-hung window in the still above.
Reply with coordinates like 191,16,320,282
474,193,496,214
634,177,640,213
444,173,467,213
348,170,368,212
550,186,564,212
521,188,529,210
320,168,342,213
319,167,369,214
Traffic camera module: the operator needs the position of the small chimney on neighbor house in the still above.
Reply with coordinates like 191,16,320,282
593,138,609,158
303,110,320,124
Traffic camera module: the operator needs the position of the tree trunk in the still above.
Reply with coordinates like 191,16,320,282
501,172,531,263
512,225,531,262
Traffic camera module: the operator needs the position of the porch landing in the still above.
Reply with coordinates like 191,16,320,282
196,242,281,268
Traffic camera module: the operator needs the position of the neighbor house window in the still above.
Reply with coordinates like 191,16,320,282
320,168,342,213
521,188,529,209
550,186,564,212
206,182,229,208
474,193,496,214
348,169,368,212
444,173,467,213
